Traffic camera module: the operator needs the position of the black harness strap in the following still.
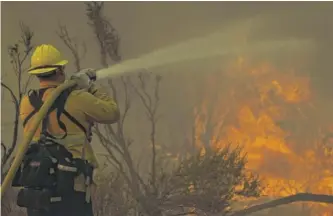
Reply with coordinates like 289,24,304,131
23,88,50,128
62,111,87,136
23,87,88,141
41,103,59,140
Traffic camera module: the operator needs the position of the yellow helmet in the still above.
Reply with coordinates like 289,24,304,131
28,44,68,75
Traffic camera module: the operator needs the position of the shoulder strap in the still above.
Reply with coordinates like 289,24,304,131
23,87,88,140
23,88,50,127
54,89,88,139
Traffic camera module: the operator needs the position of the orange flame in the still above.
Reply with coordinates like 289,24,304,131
194,57,333,215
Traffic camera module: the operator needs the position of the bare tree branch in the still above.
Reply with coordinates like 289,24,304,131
119,76,132,130
1,142,8,165
86,1,121,63
228,193,333,216
1,22,34,175
129,71,162,194
56,24,87,72
1,82,19,107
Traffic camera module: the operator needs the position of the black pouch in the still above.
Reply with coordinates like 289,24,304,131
19,146,57,188
12,144,40,187
17,188,52,209
20,155,56,188
56,158,77,194
44,143,77,194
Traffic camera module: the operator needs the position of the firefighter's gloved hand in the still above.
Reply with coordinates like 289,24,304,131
78,68,97,81
71,68,97,90
71,72,91,90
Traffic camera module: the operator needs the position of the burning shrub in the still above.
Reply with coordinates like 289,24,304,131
160,145,261,215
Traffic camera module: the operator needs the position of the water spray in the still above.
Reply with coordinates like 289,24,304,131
95,38,312,81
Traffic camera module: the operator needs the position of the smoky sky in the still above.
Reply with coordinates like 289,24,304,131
2,2,333,161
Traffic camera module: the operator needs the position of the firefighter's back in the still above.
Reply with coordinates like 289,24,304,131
20,84,119,167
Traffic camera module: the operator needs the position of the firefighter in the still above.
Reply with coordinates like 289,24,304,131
17,44,120,216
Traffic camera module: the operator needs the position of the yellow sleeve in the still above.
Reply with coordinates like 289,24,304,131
19,95,31,122
73,87,120,124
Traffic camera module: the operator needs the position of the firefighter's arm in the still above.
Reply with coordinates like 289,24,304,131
88,84,114,102
74,87,120,124
19,95,30,121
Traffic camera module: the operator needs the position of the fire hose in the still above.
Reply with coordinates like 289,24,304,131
1,79,78,198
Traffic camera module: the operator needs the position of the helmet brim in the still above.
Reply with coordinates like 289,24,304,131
28,59,69,75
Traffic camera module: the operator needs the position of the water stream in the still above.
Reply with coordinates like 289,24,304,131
95,19,312,80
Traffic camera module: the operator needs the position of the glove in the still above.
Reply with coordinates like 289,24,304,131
79,68,97,81
70,68,97,90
